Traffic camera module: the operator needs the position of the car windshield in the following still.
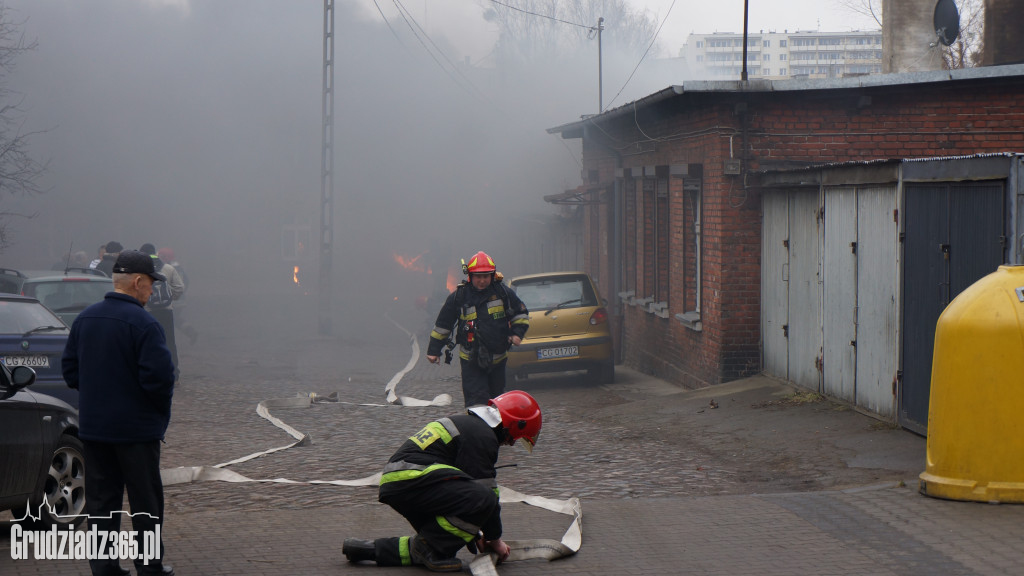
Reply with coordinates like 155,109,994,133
23,280,111,312
0,300,68,335
511,276,598,311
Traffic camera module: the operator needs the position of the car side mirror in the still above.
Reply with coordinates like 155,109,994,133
0,365,35,400
11,365,36,387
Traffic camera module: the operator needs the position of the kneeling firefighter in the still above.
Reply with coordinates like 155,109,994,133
426,251,530,408
342,390,543,572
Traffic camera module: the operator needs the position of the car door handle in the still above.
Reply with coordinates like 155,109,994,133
42,416,51,422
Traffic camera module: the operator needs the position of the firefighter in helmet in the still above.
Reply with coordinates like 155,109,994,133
425,251,530,408
343,390,543,571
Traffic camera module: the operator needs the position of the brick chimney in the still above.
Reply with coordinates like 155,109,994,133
982,0,1024,65
882,0,945,73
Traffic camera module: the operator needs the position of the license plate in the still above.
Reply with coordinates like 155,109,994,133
537,346,579,360
2,355,49,368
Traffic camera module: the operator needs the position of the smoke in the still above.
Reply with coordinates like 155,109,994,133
0,0,680,330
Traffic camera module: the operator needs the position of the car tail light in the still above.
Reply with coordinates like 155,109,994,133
590,307,608,325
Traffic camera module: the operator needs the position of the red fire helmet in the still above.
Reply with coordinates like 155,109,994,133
465,251,496,275
489,390,542,452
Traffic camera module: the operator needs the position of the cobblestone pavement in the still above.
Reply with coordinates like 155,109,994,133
4,293,1024,575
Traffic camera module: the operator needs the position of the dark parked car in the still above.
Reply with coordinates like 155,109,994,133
0,363,86,527
0,267,112,326
0,294,76,407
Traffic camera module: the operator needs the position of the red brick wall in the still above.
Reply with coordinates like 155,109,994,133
575,76,1024,388
746,82,1024,164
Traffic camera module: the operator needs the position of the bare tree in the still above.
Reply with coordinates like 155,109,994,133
0,2,47,252
942,0,984,68
835,0,883,27
482,0,659,66
836,0,984,69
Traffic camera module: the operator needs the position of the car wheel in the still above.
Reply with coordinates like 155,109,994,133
30,435,86,528
590,360,614,385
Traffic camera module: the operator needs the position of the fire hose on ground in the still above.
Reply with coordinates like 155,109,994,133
160,314,582,572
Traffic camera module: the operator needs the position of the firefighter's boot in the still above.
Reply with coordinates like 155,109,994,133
343,539,376,563
410,536,462,572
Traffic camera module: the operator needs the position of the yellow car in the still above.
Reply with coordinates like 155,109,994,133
506,272,614,383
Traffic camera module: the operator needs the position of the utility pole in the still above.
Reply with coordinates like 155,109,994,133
741,0,749,81
319,0,335,335
598,16,605,112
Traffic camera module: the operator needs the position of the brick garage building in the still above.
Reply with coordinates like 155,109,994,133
547,64,1024,393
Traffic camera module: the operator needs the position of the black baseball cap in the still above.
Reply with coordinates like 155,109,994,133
112,250,166,281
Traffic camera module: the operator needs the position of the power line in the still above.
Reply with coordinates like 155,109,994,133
603,0,676,112
487,0,594,30
390,0,485,100
371,0,407,49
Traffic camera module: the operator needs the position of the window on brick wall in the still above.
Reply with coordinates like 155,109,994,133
623,174,637,295
638,177,655,297
589,201,600,283
681,175,702,314
641,176,655,299
640,169,671,304
654,176,670,303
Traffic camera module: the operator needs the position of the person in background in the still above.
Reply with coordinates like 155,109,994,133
426,251,530,408
62,250,176,576
51,252,72,271
71,250,90,269
95,241,122,276
158,247,197,345
89,244,105,269
140,243,185,380
52,250,91,270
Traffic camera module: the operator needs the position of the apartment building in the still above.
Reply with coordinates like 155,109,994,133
681,30,882,79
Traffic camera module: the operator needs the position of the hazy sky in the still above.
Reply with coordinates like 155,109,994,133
358,0,881,60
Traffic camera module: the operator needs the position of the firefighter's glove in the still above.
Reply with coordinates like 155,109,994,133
485,538,511,563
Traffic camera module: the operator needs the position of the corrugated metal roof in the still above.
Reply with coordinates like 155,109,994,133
547,63,1024,136
752,153,1024,175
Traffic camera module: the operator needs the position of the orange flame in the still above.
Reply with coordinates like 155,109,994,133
293,266,300,285
446,267,459,292
393,251,429,273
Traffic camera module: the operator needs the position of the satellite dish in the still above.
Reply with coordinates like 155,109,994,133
933,0,961,46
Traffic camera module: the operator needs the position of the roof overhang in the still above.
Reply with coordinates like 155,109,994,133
544,184,608,205
547,63,1024,139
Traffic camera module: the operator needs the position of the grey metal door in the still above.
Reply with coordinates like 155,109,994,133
762,192,790,378
823,187,857,403
822,185,899,414
900,181,1005,433
788,192,823,390
855,186,898,417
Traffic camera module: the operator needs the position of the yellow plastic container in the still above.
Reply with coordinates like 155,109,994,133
919,265,1024,502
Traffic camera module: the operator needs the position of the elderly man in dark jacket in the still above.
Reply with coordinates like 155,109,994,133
63,250,176,576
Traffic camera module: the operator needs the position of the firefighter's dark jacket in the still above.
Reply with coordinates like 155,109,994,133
427,281,529,363
379,413,505,540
